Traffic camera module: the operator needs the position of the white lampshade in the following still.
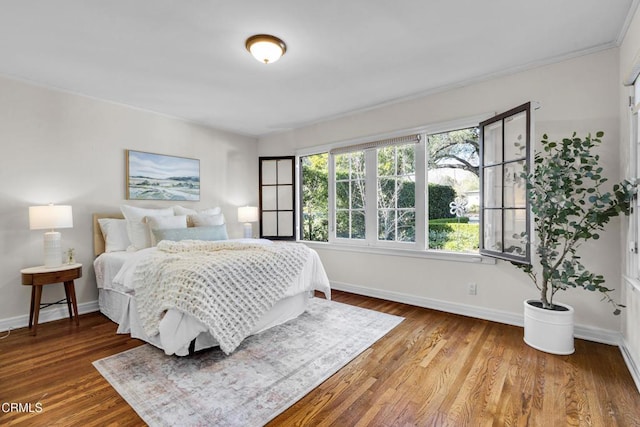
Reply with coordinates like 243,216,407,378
238,206,259,239
245,34,287,64
29,204,73,268
238,206,259,223
29,205,73,230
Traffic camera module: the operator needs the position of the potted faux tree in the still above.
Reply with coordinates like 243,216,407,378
514,131,632,354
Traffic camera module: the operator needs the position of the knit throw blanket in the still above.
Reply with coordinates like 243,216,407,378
132,240,312,354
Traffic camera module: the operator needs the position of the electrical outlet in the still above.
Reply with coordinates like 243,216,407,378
468,282,477,295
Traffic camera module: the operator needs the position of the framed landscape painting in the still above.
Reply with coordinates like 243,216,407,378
126,150,200,201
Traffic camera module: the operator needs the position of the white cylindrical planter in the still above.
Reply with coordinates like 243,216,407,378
523,299,574,355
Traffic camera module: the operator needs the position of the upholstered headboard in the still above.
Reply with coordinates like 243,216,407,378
92,212,124,257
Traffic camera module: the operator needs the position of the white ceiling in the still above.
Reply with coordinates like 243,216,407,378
0,1,636,137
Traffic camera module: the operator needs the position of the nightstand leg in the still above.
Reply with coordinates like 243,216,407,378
65,280,79,326
32,285,42,336
63,282,73,319
29,286,35,329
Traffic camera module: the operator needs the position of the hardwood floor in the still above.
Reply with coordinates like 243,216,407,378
1,290,638,426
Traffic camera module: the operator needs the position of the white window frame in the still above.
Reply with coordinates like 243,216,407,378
296,113,495,263
329,140,426,250
377,143,424,245
333,150,368,241
628,83,640,279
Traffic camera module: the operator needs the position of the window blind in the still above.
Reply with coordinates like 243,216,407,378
329,133,421,155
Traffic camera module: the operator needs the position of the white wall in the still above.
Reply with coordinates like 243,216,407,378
0,76,258,326
259,48,624,336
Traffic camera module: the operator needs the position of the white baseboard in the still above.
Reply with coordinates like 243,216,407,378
0,300,99,333
330,281,621,346
620,339,640,393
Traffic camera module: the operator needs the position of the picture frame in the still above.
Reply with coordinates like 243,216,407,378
126,150,200,201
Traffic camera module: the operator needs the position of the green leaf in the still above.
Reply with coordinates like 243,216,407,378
519,130,626,316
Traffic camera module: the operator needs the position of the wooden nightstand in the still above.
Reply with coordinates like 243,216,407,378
21,263,82,336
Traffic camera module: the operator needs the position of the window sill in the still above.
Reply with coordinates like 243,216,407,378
300,241,496,265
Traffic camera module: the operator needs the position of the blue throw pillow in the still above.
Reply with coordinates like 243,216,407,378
152,225,229,243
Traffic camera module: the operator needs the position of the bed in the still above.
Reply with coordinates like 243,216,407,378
92,211,331,356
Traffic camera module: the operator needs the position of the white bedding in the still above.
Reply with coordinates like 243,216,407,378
93,239,331,356
94,250,134,292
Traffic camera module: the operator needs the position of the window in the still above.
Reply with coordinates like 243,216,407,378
327,134,423,248
479,102,531,263
297,113,524,260
377,144,416,242
427,127,480,253
300,153,329,242
335,151,367,239
259,156,295,240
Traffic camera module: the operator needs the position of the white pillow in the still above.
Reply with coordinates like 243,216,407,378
190,213,226,227
173,205,224,227
146,215,187,246
200,207,222,216
174,205,222,217
173,205,197,216
97,218,131,252
120,205,174,250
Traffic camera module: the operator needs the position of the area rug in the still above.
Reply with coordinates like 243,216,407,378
93,297,403,427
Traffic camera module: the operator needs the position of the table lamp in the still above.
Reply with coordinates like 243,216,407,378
29,204,73,268
237,206,259,238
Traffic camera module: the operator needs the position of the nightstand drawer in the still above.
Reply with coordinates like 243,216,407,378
22,266,82,286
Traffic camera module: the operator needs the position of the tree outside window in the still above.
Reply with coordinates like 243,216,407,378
427,127,480,253
300,153,329,242
335,151,366,239
377,144,416,242
299,126,481,254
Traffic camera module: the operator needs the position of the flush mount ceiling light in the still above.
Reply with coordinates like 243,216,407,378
245,34,287,64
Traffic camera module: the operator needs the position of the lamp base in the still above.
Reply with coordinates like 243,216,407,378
43,231,62,268
243,223,253,239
